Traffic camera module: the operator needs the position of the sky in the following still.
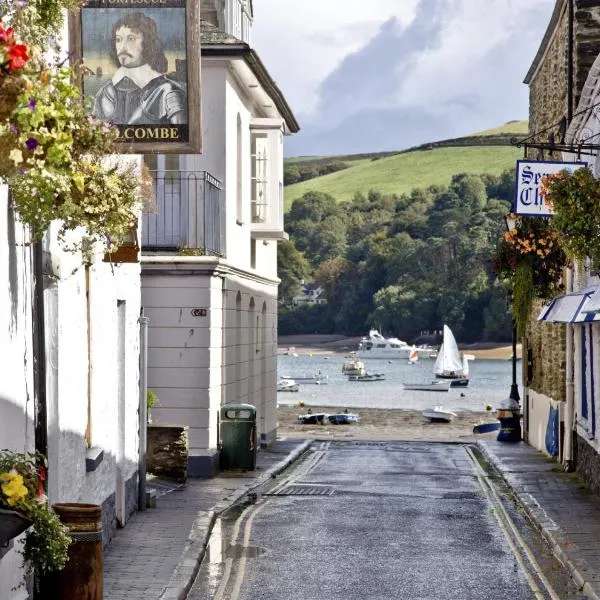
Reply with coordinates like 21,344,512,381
251,0,556,157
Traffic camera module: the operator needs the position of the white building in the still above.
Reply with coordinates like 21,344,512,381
0,180,143,597
141,0,299,476
292,283,327,306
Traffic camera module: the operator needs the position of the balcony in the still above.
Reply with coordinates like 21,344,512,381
142,171,224,257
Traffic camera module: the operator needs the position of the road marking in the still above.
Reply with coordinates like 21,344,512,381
466,446,561,600
213,443,325,600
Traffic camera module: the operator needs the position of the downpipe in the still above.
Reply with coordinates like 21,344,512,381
564,268,575,471
138,313,149,510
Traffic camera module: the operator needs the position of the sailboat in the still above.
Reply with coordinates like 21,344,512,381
433,325,470,385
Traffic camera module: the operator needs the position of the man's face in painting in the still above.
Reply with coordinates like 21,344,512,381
115,26,145,68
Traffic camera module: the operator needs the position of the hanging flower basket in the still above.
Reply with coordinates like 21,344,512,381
541,168,600,268
0,507,32,545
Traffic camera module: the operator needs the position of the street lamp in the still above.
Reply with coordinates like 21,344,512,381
504,214,521,403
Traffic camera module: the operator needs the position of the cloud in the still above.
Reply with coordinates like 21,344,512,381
252,0,555,156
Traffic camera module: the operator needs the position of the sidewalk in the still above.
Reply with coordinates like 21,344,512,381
103,439,312,600
104,437,600,600
479,440,600,600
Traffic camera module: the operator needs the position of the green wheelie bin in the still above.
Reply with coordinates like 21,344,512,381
219,404,257,470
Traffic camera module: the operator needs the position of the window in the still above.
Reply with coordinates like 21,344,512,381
251,133,268,223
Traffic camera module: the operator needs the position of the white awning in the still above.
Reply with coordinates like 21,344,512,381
538,286,600,323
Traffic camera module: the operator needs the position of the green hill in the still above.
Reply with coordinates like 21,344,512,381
284,121,527,210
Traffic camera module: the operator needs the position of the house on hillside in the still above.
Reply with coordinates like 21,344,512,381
141,0,300,476
522,0,600,487
292,283,327,306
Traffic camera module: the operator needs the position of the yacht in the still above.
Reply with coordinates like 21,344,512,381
357,330,435,359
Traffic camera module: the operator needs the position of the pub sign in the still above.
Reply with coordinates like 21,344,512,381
71,0,201,153
514,160,586,217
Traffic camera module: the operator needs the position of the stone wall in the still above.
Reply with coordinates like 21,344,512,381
527,1,568,157
576,434,600,494
526,300,567,402
574,2,600,110
147,425,189,483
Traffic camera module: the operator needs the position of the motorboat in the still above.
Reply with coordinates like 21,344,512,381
422,406,457,422
342,359,366,376
403,381,450,392
358,330,436,359
277,379,299,392
348,372,385,382
280,373,329,385
433,325,472,385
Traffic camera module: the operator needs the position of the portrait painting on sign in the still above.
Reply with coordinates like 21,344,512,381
76,0,200,153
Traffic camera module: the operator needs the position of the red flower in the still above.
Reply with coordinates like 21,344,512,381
6,43,29,71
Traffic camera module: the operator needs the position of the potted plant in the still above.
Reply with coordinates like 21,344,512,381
541,167,600,269
492,214,568,334
0,450,71,589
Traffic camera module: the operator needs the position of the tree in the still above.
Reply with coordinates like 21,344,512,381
277,240,311,306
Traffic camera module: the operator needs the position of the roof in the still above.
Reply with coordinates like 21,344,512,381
200,22,300,133
524,0,567,84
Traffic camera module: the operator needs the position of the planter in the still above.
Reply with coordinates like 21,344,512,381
103,243,139,263
0,507,32,546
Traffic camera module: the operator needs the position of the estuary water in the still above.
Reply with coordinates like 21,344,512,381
277,353,522,413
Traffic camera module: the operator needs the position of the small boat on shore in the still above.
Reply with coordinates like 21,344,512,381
403,381,450,392
297,412,329,425
328,413,359,425
422,406,457,422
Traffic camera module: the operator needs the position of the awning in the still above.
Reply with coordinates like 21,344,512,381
538,286,600,323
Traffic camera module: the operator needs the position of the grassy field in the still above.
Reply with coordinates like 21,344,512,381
284,145,521,210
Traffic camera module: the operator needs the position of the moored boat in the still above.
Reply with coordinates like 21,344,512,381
348,372,385,382
403,381,450,392
433,325,471,386
281,373,329,385
277,379,299,392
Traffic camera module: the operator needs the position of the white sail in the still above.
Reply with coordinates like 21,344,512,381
433,325,464,377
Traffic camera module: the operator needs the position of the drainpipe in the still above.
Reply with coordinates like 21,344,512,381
138,312,149,510
564,268,575,470
32,240,48,457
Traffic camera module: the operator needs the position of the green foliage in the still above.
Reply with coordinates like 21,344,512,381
279,169,522,341
147,389,159,410
0,450,71,588
543,168,600,267
277,240,311,306
284,144,522,210
0,0,83,53
1,66,141,251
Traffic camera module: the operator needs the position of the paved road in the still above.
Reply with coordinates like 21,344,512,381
188,441,586,600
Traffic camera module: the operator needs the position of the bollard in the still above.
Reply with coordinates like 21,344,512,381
41,503,103,600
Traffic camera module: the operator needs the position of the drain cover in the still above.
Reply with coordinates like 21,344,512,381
269,485,335,496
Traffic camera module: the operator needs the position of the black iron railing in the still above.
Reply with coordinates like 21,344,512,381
142,171,224,257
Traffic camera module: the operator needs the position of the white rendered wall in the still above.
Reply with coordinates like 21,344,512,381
44,230,141,526
0,185,36,599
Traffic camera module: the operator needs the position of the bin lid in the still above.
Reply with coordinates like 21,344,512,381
221,403,256,420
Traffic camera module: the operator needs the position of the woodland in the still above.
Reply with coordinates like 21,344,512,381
278,169,515,343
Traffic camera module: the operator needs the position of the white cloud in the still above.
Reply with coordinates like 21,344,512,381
252,0,419,113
